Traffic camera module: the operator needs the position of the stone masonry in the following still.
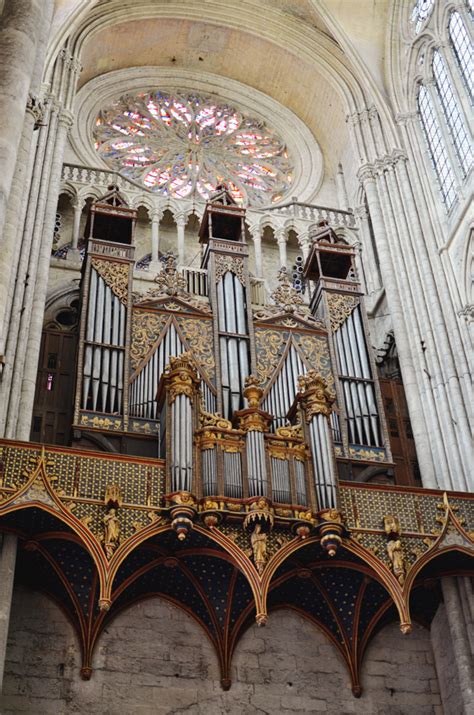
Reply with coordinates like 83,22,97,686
0,586,442,715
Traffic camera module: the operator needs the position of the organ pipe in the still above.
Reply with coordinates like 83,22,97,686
298,371,338,511
334,305,381,447
159,354,200,494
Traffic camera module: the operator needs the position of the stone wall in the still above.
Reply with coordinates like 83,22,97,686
0,586,442,714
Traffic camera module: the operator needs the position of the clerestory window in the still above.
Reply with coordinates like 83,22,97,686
432,50,473,175
417,84,457,209
448,11,473,103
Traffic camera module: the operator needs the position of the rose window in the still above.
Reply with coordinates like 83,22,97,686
93,91,294,205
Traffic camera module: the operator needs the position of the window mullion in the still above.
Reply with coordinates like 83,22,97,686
426,79,466,197
441,37,473,122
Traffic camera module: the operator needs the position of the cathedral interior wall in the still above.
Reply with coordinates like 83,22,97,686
0,585,442,715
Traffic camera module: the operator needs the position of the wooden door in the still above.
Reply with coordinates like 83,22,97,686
31,330,78,445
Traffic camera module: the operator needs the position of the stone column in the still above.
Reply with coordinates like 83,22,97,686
359,164,437,488
335,163,350,210
249,225,263,278
0,535,17,696
354,204,381,293
298,232,311,261
15,108,75,439
70,196,85,255
439,578,474,714
0,0,45,243
5,44,81,439
150,207,163,269
275,228,287,268
0,96,42,365
176,213,186,266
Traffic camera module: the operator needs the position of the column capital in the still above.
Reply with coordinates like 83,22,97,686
175,212,187,227
354,205,368,220
149,207,164,222
25,93,45,125
71,196,86,211
247,224,262,240
274,227,287,243
357,163,377,185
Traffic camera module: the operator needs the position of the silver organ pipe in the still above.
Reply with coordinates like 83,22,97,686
271,457,291,503
217,272,250,419
170,392,193,492
309,414,337,510
334,305,381,447
262,344,306,430
294,459,307,505
81,267,126,414
246,430,267,497
130,323,217,419
223,451,243,499
202,447,218,496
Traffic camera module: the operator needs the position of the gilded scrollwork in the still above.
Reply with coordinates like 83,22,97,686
130,311,168,369
294,334,333,386
253,268,323,328
255,329,286,383
326,293,359,332
91,258,129,304
214,254,245,284
178,317,215,377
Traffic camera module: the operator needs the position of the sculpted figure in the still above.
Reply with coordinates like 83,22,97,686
387,538,405,585
103,508,120,558
251,523,268,573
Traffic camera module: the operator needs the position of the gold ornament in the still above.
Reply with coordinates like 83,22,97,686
91,259,129,304
326,293,359,332
298,370,335,419
163,353,200,403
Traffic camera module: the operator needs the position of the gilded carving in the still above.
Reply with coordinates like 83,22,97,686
131,312,215,379
298,370,335,419
80,414,123,431
253,267,323,328
178,317,215,376
214,254,244,284
294,334,333,386
250,524,268,574
130,311,168,369
151,252,187,296
348,446,387,462
326,293,359,332
163,353,201,403
103,507,121,559
255,330,286,383
386,538,406,585
244,375,264,408
91,259,129,304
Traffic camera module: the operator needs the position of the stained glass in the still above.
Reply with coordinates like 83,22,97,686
93,91,294,206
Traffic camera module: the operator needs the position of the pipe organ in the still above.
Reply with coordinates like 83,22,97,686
71,188,392,521
199,189,253,420
303,223,390,469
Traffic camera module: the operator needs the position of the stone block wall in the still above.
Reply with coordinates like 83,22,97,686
0,586,442,714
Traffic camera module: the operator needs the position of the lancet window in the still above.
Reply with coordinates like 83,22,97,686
448,10,473,103
432,50,473,175
417,84,457,209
